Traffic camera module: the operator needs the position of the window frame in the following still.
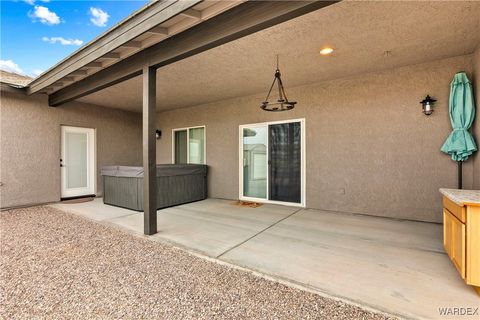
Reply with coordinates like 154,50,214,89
171,125,206,164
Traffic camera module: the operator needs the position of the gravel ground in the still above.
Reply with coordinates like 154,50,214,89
0,206,396,319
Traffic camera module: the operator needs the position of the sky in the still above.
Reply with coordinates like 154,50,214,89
1,0,149,78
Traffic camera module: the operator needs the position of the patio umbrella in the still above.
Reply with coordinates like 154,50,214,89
441,72,477,189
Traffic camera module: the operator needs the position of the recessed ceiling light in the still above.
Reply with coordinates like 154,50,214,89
320,47,334,55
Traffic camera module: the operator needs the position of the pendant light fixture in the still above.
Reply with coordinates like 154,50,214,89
260,55,297,112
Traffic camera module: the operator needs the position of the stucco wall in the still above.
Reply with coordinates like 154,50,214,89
156,54,476,223
472,46,480,190
0,91,142,208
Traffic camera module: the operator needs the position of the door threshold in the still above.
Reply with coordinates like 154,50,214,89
239,197,305,208
61,194,96,201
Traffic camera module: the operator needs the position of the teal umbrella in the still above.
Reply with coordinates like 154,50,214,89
441,72,477,188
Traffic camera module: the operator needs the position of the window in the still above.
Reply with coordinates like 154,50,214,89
173,126,205,164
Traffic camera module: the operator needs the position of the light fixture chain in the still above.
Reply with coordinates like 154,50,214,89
278,76,288,102
264,76,277,102
260,54,296,112
277,73,283,101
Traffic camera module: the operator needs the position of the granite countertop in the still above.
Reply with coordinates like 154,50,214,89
440,188,480,206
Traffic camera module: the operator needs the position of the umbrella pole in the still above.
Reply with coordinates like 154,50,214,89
458,161,463,189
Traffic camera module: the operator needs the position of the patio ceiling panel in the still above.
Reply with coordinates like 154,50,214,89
47,1,338,107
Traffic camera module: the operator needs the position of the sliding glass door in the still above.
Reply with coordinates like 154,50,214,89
269,122,301,203
242,126,268,199
239,119,304,206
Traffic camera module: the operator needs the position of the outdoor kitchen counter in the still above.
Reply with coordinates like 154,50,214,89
439,188,480,207
440,188,480,296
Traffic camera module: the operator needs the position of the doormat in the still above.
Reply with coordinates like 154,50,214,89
61,197,95,204
233,200,263,208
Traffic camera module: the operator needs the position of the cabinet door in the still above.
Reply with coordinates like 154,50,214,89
448,210,466,279
444,210,452,256
466,206,480,286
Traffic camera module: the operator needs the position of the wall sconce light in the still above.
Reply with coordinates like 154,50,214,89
420,95,436,116
156,129,162,139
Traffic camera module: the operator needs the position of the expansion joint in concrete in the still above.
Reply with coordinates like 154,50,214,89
215,208,303,259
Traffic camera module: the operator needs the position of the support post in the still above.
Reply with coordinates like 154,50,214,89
458,161,463,190
143,66,157,235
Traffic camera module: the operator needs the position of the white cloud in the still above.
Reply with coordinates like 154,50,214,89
32,69,44,77
42,36,83,46
89,7,109,27
0,60,25,75
24,0,50,5
29,5,60,25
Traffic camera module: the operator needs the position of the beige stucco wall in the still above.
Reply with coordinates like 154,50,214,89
0,91,142,208
472,46,480,190
157,54,476,223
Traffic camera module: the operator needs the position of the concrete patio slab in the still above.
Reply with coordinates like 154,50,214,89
50,198,480,319
54,198,298,257
152,200,299,256
220,208,480,319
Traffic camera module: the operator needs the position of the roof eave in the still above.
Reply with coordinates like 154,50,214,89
27,0,204,95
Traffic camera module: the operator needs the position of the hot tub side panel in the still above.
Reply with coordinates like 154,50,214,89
137,174,207,211
102,165,208,211
103,176,142,211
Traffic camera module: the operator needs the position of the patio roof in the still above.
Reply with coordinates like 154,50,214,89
25,0,336,106
58,1,480,112
27,0,242,95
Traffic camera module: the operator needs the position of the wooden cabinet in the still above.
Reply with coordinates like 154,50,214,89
444,209,465,278
442,196,480,295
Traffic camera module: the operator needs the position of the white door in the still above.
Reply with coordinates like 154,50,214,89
61,126,95,198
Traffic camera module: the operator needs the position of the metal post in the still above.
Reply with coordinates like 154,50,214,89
143,66,157,235
458,161,463,190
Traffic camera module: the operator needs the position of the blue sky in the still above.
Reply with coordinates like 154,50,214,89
1,0,149,77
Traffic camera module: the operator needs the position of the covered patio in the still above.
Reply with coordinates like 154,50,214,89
52,199,480,319
12,0,479,319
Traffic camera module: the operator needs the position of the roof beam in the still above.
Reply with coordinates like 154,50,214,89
69,70,88,76
180,8,202,20
49,1,338,107
101,52,121,59
146,26,169,36
84,62,103,68
120,41,142,48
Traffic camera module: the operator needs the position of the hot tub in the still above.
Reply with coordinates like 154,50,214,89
101,164,208,211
